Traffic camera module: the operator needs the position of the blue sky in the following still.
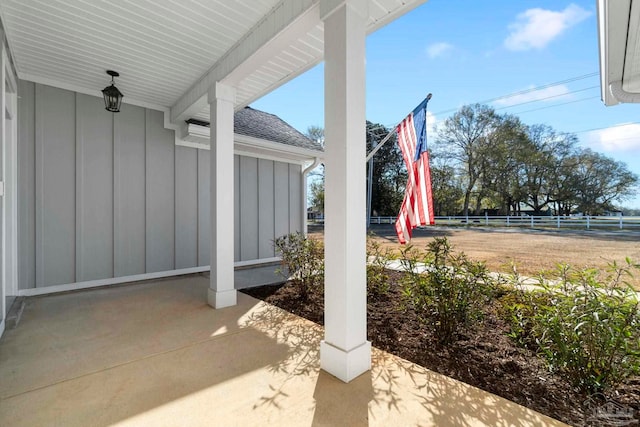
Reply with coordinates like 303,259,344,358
252,0,640,209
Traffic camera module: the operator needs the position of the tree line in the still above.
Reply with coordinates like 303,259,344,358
307,104,639,217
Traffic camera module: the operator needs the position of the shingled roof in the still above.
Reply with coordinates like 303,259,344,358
186,107,322,152
233,106,322,151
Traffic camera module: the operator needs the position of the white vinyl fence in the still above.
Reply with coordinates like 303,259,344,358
366,215,640,231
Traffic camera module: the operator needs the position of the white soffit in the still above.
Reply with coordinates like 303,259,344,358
0,0,282,107
623,0,640,93
0,0,428,120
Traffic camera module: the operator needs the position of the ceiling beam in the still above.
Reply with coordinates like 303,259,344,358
170,0,319,123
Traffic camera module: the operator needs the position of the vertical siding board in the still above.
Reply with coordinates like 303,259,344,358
274,161,290,240
239,156,258,261
17,80,35,290
289,164,302,234
113,104,146,277
76,93,114,282
145,109,175,273
197,149,210,266
175,146,198,269
20,82,311,288
258,159,275,258
35,84,76,286
234,154,240,262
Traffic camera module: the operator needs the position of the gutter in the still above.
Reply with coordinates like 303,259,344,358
303,157,322,175
609,80,640,104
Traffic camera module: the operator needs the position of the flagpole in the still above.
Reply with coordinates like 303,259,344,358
365,93,432,162
366,155,374,228
365,130,394,162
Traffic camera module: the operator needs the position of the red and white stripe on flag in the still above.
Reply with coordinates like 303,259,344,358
394,110,435,244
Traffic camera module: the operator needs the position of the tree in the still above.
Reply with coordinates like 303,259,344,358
569,149,638,215
367,121,407,216
430,156,463,215
305,126,325,212
308,179,325,213
306,125,325,147
436,104,500,216
436,105,639,218
475,114,528,215
520,125,577,214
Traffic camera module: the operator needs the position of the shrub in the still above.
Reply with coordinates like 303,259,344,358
401,237,496,346
366,235,392,297
499,289,551,350
498,265,553,350
274,232,324,299
531,261,640,393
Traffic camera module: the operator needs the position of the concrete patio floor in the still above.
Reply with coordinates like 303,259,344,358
0,275,567,426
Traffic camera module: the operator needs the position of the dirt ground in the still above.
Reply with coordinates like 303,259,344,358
308,224,640,289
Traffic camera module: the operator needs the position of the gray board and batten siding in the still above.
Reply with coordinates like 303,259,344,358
18,81,303,290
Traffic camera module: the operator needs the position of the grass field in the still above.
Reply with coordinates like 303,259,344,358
308,224,640,289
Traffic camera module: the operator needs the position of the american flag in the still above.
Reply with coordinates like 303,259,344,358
395,96,435,244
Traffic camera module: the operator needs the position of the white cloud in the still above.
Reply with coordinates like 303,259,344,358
426,42,453,59
504,4,591,51
493,84,571,107
586,123,640,152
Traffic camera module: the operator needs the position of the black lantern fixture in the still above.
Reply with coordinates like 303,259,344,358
102,70,123,112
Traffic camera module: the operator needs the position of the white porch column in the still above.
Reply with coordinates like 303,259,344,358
207,82,237,308
320,0,370,382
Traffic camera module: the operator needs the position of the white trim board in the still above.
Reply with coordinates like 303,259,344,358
235,257,280,268
18,257,283,297
19,266,210,297
177,122,324,164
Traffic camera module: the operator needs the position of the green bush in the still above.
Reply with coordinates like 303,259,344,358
274,232,324,299
401,237,496,346
530,261,640,393
366,235,391,297
499,289,551,350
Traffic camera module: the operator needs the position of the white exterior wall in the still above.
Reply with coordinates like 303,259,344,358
17,80,303,291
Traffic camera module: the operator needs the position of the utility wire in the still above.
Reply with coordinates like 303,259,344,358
371,75,603,134
432,72,599,115
513,96,600,115
493,86,600,111
570,121,640,134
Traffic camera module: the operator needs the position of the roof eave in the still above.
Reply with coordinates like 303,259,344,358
177,123,324,164
598,0,634,106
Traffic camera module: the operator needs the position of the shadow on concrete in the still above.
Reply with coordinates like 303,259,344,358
312,371,373,426
241,299,564,426
370,350,560,427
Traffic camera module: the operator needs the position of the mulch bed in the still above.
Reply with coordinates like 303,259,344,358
243,270,640,427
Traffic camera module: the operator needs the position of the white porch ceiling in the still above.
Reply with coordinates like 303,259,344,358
0,0,427,124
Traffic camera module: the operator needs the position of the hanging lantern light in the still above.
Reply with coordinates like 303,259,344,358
102,70,123,112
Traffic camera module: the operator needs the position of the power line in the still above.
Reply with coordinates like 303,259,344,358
432,72,599,115
570,122,640,134
514,96,600,115
493,86,600,111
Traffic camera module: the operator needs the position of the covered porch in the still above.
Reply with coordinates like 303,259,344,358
0,275,563,426
0,0,435,383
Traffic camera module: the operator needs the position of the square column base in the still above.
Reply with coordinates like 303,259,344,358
320,340,371,383
207,288,237,309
